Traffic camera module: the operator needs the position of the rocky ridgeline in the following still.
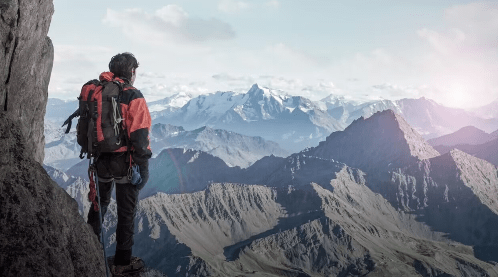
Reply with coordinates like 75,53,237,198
0,0,106,276
66,165,497,276
389,149,498,261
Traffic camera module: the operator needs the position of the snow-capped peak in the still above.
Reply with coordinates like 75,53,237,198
148,92,193,112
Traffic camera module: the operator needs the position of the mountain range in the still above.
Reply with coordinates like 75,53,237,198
150,124,288,168
425,126,498,167
50,109,498,276
46,84,498,155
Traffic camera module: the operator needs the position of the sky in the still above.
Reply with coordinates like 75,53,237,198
48,0,498,109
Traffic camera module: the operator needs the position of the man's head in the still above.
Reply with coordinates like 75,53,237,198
109,52,139,84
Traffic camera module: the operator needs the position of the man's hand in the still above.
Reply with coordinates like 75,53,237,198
136,160,149,191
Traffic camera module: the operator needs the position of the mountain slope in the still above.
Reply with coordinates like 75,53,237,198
472,98,498,119
144,148,240,198
434,138,498,166
150,123,289,168
428,126,495,147
384,149,498,262
93,169,498,276
307,110,440,172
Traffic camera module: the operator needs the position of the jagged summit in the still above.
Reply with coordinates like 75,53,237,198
428,125,494,147
307,110,439,172
247,83,287,98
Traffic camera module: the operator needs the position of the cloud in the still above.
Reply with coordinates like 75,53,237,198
265,0,280,8
103,5,236,45
211,73,256,92
49,44,115,99
264,43,330,71
444,2,498,49
218,0,249,13
370,83,422,99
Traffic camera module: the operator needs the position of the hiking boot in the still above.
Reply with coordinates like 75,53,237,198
108,256,145,276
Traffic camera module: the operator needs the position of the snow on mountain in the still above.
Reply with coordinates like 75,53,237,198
427,126,496,147
344,99,401,125
318,94,363,123
45,98,78,123
46,85,498,159
155,84,344,152
44,123,82,170
150,123,289,168
307,110,440,172
148,92,193,121
148,92,193,111
43,164,70,185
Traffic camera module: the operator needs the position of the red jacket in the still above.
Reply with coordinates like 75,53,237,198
80,72,152,164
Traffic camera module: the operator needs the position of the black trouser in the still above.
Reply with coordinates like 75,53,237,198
87,153,149,265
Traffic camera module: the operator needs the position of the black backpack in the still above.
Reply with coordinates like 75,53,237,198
63,80,129,159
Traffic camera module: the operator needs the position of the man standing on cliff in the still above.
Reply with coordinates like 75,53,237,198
85,53,151,275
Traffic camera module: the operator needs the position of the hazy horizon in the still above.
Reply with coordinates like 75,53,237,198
49,0,498,109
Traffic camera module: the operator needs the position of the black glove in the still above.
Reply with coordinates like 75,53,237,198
135,160,149,191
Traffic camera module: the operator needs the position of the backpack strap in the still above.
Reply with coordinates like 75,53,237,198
62,109,80,134
113,81,134,171
85,87,98,159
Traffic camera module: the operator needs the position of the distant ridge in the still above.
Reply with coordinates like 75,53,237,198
434,137,498,166
428,126,495,147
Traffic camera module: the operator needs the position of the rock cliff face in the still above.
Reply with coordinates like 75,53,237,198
0,0,54,164
0,1,106,276
0,115,106,276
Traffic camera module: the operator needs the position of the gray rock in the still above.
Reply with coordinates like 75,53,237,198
0,1,107,276
0,114,106,276
0,0,54,164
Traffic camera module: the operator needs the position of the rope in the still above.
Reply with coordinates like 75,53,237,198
88,167,99,212
112,96,123,139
